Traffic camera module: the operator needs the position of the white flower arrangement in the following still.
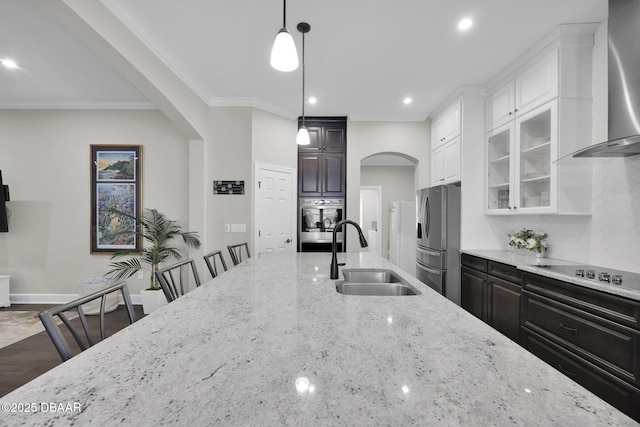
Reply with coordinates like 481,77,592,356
508,228,548,253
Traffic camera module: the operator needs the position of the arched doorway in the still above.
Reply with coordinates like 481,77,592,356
360,153,417,265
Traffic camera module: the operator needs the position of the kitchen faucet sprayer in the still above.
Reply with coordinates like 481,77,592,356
330,220,368,279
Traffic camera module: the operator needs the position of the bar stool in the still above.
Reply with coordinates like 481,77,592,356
203,250,228,278
155,259,202,302
228,243,250,266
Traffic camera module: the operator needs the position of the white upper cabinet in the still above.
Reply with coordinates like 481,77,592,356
515,51,559,116
431,101,461,149
431,136,461,186
431,100,462,184
486,100,556,215
485,83,515,131
486,51,558,133
484,24,597,215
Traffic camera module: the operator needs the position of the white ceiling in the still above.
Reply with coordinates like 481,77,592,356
0,0,607,121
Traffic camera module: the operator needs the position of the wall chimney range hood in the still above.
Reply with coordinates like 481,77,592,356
572,0,640,158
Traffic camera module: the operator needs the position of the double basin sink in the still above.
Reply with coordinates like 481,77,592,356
335,269,421,296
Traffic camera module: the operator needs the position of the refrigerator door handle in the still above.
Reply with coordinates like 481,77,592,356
416,262,442,276
417,247,441,258
425,196,430,239
417,223,422,239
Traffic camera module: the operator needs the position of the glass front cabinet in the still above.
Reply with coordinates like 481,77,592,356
486,99,557,215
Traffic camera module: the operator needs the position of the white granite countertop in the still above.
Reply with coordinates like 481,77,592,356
461,249,640,302
1,253,636,426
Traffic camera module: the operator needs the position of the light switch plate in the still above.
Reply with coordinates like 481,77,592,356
224,224,230,232
231,224,246,233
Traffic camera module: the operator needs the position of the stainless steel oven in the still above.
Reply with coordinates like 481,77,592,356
298,199,344,252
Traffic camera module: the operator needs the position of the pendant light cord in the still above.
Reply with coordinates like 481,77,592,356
283,0,287,28
301,30,305,127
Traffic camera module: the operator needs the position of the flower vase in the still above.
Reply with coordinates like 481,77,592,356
534,249,545,260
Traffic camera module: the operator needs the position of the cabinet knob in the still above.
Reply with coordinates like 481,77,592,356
508,112,513,115
514,108,518,112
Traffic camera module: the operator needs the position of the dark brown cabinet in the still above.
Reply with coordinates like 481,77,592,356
461,260,487,320
461,254,522,343
521,272,640,422
461,252,640,421
298,117,346,198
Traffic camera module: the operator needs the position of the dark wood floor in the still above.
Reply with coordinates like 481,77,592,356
0,304,145,397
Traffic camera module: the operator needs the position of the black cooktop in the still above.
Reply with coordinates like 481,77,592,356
532,263,640,292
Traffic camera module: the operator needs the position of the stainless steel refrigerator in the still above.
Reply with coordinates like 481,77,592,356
416,184,461,305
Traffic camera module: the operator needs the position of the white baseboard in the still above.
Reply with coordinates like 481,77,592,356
8,294,142,306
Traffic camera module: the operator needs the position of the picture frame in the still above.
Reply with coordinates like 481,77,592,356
90,145,142,253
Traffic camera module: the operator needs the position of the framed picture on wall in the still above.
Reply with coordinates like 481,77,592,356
90,145,142,253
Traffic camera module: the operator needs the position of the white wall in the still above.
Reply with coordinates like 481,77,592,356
206,107,253,257
346,121,430,252
360,166,416,258
0,109,190,296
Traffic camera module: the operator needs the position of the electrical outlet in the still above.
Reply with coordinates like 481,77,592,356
137,271,144,279
224,224,231,232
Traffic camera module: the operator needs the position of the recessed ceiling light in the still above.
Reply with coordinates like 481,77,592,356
403,97,412,105
458,17,473,31
308,97,317,104
1,59,18,69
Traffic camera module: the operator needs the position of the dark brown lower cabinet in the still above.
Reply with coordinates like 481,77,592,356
522,272,640,422
461,253,640,422
461,265,486,320
488,275,521,343
461,254,522,343
523,328,640,421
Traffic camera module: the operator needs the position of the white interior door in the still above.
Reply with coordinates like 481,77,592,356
255,163,296,255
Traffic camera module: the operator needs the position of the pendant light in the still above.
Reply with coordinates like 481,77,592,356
296,22,311,145
270,0,298,72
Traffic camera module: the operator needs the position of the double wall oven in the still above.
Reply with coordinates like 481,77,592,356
298,199,344,252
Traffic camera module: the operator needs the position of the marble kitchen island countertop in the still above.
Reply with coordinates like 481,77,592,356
462,249,640,301
2,253,636,426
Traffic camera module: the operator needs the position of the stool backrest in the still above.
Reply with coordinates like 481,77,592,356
39,281,135,362
203,250,228,278
155,258,202,302
228,242,251,266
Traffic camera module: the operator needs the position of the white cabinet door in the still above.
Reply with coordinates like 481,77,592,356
431,115,445,149
514,99,557,214
486,123,515,214
431,146,444,186
515,51,558,116
442,102,461,141
432,101,461,149
443,137,461,183
485,83,514,132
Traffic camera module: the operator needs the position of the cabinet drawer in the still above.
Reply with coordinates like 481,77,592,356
523,272,640,330
488,261,521,283
523,291,640,386
522,328,640,423
460,254,487,273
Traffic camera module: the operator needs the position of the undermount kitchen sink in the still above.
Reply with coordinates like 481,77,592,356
336,269,421,296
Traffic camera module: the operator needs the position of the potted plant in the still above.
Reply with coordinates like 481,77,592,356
508,228,548,258
104,208,201,313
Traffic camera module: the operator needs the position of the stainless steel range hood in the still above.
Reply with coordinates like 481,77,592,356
572,0,640,158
